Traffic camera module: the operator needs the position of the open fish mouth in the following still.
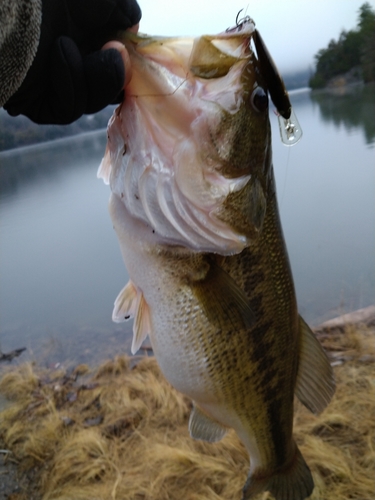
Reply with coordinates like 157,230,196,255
98,20,275,254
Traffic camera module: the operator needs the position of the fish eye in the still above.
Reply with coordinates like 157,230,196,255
251,87,268,112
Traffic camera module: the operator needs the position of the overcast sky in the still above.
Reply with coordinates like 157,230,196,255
136,0,375,73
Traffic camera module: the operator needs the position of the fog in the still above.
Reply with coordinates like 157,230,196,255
137,0,375,73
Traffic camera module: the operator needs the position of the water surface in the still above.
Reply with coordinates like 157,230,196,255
0,84,374,366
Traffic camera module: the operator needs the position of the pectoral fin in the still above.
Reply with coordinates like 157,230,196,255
112,281,151,355
295,316,335,414
112,280,138,323
132,292,152,355
189,404,228,442
191,259,256,330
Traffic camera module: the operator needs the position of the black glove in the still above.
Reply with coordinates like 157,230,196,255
4,0,141,125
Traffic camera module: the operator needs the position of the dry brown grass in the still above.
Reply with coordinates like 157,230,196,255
0,325,374,500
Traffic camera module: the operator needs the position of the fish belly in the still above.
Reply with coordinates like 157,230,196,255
146,274,268,469
109,192,216,400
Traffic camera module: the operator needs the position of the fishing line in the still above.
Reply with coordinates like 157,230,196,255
279,141,291,208
128,75,189,98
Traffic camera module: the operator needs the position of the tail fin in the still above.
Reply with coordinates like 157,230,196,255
242,445,314,500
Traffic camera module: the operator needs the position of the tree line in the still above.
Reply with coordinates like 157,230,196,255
309,3,375,89
0,106,115,153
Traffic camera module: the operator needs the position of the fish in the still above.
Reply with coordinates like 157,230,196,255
98,17,335,500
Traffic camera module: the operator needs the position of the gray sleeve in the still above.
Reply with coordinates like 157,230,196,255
0,0,42,107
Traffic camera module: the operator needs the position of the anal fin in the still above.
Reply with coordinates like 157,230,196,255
295,315,335,414
189,404,228,443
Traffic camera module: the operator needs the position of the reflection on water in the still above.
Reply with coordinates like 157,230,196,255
273,85,375,323
0,132,135,367
310,83,375,146
0,86,374,367
0,131,108,196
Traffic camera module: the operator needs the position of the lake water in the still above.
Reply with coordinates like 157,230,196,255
1,84,374,367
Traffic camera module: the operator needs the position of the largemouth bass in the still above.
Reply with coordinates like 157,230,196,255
99,18,335,500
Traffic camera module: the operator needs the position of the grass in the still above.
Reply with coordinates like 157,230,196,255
0,324,374,500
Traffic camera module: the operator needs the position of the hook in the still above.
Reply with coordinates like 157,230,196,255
226,9,254,32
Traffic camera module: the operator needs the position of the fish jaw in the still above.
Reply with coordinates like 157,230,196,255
99,23,271,255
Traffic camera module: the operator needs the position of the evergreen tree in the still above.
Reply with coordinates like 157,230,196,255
359,3,375,82
309,3,375,88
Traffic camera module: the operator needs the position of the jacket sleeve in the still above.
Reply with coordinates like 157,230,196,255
0,0,42,107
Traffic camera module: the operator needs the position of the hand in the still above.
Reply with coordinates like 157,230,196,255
4,0,141,125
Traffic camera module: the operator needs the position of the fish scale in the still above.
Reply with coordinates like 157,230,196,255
100,20,335,500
